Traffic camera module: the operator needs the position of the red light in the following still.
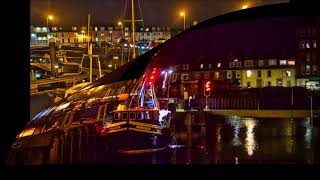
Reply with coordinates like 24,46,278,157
206,88,210,91
152,71,156,74
148,82,152,85
206,84,209,88
150,76,154,79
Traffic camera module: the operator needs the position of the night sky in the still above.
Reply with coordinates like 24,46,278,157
30,0,289,28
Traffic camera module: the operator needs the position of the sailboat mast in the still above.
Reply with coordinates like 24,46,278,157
87,13,93,82
131,0,136,59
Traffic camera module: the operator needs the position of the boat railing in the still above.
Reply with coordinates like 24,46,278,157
113,110,157,121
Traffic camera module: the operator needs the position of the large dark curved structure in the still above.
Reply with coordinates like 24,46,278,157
7,2,320,164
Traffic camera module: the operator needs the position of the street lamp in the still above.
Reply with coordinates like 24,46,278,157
180,11,186,30
46,15,53,31
118,21,124,65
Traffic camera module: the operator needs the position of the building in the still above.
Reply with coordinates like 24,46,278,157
30,25,172,48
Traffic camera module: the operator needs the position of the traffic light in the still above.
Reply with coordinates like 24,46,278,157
204,80,211,96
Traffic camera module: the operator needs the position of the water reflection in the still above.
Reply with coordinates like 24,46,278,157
227,116,243,147
7,115,319,165
243,118,257,156
304,118,312,149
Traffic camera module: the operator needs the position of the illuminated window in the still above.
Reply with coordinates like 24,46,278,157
283,70,291,77
268,59,277,66
200,64,203,69
236,61,241,67
229,62,235,68
246,70,252,78
181,74,189,81
280,60,287,65
258,60,264,66
288,60,295,65
236,71,241,78
227,71,232,79
214,72,220,79
182,64,189,70
244,60,253,67
72,27,77,31
300,40,305,48
217,63,221,68
95,27,98,31
306,65,310,74
313,40,317,48
306,41,310,48
171,74,177,82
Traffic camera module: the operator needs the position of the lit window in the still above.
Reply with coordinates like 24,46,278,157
300,40,305,49
280,60,287,65
258,60,264,67
217,63,221,68
183,64,189,70
288,60,295,65
306,65,310,74
229,62,235,68
236,61,241,67
200,64,203,69
283,70,291,77
268,59,277,66
95,27,98,31
181,74,189,81
236,71,241,78
313,40,317,48
306,42,310,48
244,60,253,67
214,72,220,79
227,71,232,79
246,70,252,78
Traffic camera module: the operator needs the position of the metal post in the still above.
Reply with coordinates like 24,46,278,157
131,0,136,59
97,56,102,78
183,14,186,30
311,93,313,126
205,96,209,110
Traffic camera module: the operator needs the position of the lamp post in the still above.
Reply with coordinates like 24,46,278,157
118,21,124,65
180,12,186,30
46,15,53,31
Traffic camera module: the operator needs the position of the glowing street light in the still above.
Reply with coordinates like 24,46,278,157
46,15,54,30
180,11,186,30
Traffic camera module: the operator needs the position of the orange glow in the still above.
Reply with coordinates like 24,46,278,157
150,76,154,79
180,12,185,16
242,4,249,9
48,15,53,20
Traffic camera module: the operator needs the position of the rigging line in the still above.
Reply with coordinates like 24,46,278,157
137,0,144,28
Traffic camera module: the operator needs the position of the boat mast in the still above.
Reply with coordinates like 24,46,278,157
87,13,93,83
131,0,136,59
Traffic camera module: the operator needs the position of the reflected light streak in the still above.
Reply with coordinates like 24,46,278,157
304,118,312,149
243,118,257,156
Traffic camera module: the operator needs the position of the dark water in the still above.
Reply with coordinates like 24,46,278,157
9,115,320,165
